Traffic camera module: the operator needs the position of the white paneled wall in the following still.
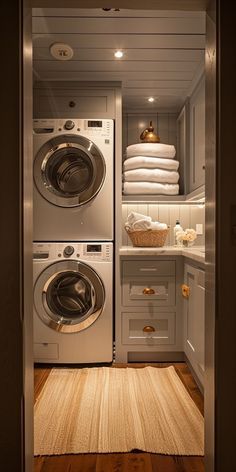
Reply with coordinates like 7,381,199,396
122,203,205,246
122,112,177,155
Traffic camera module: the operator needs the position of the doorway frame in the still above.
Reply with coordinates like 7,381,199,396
4,1,236,470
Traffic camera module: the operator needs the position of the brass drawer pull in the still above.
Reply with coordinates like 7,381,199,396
143,325,156,333
182,284,190,298
143,287,155,295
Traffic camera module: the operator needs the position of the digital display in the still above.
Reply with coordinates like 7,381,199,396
33,252,49,259
88,121,102,128
87,245,102,253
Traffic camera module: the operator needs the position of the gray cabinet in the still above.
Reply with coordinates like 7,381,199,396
116,257,183,363
122,312,175,345
176,102,189,195
33,81,118,119
183,263,205,386
177,75,205,196
122,260,176,307
189,75,205,192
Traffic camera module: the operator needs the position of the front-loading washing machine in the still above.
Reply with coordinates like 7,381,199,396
33,242,113,363
33,118,114,241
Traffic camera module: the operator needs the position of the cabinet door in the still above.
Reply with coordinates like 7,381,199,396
189,76,205,191
183,264,205,385
177,102,189,195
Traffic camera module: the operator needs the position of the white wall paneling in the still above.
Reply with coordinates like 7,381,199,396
32,17,205,35
32,8,205,112
122,203,205,246
122,112,177,154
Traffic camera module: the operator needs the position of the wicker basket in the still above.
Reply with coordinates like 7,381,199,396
125,227,169,247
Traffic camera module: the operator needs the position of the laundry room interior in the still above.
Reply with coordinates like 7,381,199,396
32,5,206,471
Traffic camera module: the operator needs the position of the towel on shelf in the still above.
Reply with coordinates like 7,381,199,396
123,156,179,171
124,211,151,227
126,143,176,159
123,181,179,195
123,168,179,184
125,212,167,232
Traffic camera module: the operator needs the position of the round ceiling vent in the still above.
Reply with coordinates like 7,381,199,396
50,43,74,61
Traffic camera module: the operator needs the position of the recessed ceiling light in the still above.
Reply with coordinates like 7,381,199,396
148,97,155,103
114,50,123,59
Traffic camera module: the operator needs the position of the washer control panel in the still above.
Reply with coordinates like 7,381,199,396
33,118,113,139
33,243,113,262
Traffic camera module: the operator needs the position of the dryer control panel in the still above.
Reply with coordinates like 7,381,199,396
33,243,113,262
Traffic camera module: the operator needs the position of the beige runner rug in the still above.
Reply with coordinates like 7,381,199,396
34,366,204,456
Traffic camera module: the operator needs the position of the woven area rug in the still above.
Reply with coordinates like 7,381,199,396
34,366,204,456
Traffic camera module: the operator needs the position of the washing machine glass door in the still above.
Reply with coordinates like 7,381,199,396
34,134,106,207
34,261,105,333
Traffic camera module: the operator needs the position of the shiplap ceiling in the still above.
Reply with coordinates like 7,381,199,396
32,8,206,111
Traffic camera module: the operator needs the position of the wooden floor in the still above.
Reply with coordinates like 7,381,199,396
34,363,204,472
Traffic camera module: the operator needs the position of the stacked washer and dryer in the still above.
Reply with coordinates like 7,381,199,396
33,118,114,363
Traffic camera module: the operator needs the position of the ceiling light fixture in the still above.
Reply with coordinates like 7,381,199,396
114,50,123,59
50,43,74,61
148,97,155,103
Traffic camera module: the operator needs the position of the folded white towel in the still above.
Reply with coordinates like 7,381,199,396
123,182,179,195
126,143,176,159
125,211,168,232
123,156,179,171
123,168,179,184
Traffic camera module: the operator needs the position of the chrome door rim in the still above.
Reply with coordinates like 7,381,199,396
34,260,105,333
34,134,106,208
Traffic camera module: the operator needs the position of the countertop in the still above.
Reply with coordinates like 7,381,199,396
119,245,205,264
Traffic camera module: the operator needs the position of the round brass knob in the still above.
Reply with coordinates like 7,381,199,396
143,287,155,295
181,284,190,298
143,325,156,333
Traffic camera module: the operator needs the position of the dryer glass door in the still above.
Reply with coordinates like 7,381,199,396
34,261,105,333
34,135,106,207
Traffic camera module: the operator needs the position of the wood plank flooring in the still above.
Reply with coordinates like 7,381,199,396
34,363,204,472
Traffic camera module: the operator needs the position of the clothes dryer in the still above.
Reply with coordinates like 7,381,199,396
33,118,114,241
33,242,113,363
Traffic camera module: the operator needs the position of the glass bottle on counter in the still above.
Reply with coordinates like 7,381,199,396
173,219,183,246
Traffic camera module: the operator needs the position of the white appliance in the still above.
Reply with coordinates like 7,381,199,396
33,118,114,241
33,242,113,363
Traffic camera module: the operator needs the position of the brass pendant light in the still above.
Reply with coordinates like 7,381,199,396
140,121,160,143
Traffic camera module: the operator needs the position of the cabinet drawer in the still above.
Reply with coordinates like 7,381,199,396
122,276,175,307
122,312,175,345
122,260,175,277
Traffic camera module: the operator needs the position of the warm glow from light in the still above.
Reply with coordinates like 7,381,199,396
148,97,155,102
114,50,123,58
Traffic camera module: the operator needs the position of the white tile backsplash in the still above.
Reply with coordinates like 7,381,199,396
122,203,205,246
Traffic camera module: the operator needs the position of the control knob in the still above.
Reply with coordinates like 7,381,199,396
64,120,75,130
63,245,74,257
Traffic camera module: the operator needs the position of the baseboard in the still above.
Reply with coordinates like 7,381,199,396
184,354,204,394
127,351,185,363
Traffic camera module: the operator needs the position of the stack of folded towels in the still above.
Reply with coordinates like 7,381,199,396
123,142,179,195
125,211,168,232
